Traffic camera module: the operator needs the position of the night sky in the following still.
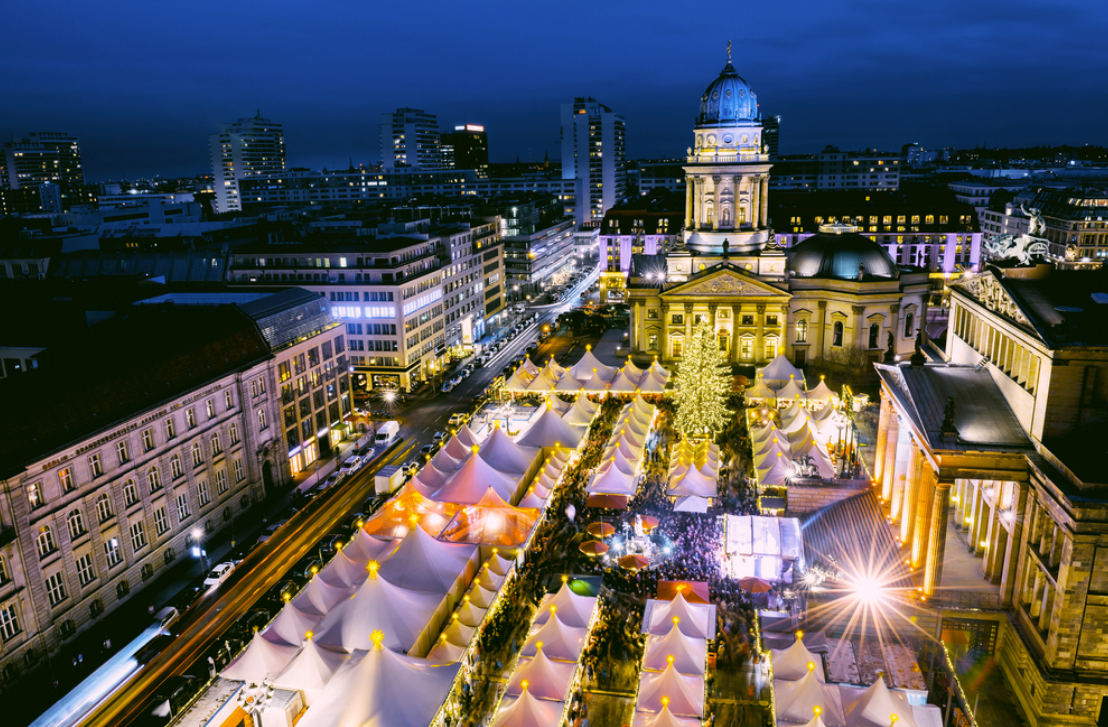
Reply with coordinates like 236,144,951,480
2,0,1101,180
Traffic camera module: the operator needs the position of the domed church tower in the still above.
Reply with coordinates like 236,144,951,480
683,43,773,254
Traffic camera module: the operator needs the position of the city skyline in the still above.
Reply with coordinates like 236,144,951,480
2,0,1103,180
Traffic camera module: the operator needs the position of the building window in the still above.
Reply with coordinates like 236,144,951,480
257,409,268,431
869,323,880,349
671,314,683,325
0,555,8,583
206,400,216,419
116,441,129,464
96,494,113,523
647,333,658,351
67,510,86,541
766,315,779,327
104,538,122,568
795,319,808,343
741,315,754,326
211,434,222,456
176,493,191,521
647,309,659,320
142,429,154,452
216,470,228,494
170,456,183,479
45,573,67,607
251,379,260,398
89,599,103,618
76,553,96,586
224,391,234,410
672,339,683,358
904,313,915,338
718,331,730,352
186,409,196,428
147,467,161,493
197,480,210,506
234,459,245,482
765,336,779,360
58,468,74,493
27,482,44,509
740,337,753,359
116,580,129,599
36,525,56,557
130,521,147,551
229,424,240,445
88,453,103,478
0,605,20,641
154,507,169,536
123,479,138,507
164,418,176,440
191,443,203,467
833,321,844,347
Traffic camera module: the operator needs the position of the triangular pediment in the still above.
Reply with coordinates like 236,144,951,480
953,270,1032,329
661,263,789,299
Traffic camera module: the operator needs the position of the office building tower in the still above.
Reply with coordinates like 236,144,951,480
560,97,627,226
440,125,489,171
1,132,87,211
208,114,286,214
763,115,780,159
380,108,442,170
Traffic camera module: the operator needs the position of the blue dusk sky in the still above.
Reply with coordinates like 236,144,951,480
0,0,1101,180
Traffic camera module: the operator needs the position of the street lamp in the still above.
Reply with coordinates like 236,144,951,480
191,528,208,571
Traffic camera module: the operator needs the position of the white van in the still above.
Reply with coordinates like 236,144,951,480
375,421,400,447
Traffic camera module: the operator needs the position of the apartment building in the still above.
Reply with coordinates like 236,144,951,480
380,108,441,170
560,97,628,225
209,114,286,214
1,132,90,211
771,148,901,191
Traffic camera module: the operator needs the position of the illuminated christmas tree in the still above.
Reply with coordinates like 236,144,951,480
674,318,732,437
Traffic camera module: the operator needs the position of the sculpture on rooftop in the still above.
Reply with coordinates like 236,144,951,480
941,397,959,438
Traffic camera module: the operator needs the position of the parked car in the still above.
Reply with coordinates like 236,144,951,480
322,472,343,488
291,556,322,581
356,442,375,459
433,431,448,443
420,443,435,457
151,673,200,717
202,562,236,589
338,455,362,477
447,413,467,426
319,533,348,554
257,520,286,544
441,382,455,393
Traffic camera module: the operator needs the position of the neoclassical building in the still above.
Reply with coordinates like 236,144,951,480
626,54,929,370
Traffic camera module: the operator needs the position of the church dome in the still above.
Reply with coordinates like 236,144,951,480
697,60,759,128
787,223,899,280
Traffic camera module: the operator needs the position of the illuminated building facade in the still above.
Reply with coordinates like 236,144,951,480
380,107,442,171
209,114,286,214
560,97,627,225
441,124,489,171
1,132,89,212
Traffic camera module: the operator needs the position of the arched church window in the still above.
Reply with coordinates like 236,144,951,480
795,320,808,343
832,321,844,347
869,323,880,349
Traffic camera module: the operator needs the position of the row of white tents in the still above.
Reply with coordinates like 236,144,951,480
487,582,600,727
751,400,840,486
666,439,720,513
584,396,658,498
745,355,836,405
632,591,718,725
504,348,670,395
770,634,943,727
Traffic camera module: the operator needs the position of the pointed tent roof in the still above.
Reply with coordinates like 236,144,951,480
404,469,446,497
432,452,519,505
807,378,838,403
514,404,585,450
468,584,498,608
319,548,372,590
647,593,712,638
641,367,669,392
435,441,468,469
477,563,506,591
517,490,547,509
521,614,587,662
262,603,321,648
780,400,805,424
427,638,468,664
323,643,461,727
638,706,703,727
609,368,645,393
569,347,617,382
604,436,643,461
753,435,791,461
636,663,705,717
667,465,718,498
504,366,537,392
343,530,397,564
222,630,299,683
673,496,710,513
624,358,648,378
581,367,610,392
775,669,846,726
506,648,575,701
771,637,826,682
491,690,566,727
439,487,539,547
293,574,353,618
454,598,487,628
362,485,457,540
631,395,656,419
842,677,901,727
479,424,541,476
455,423,485,448
271,636,349,705
377,524,475,594
532,583,596,629
642,624,708,675
554,371,586,392
525,368,559,393
599,449,637,478
751,422,783,445
548,395,573,414
650,360,670,378
811,400,836,421
586,462,638,496
744,378,777,400
521,357,542,376
778,378,808,401
756,454,795,486
782,410,813,434
313,568,443,654
489,553,515,576
759,353,803,385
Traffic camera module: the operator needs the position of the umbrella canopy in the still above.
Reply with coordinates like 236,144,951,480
586,522,615,537
579,540,609,556
586,494,628,509
654,580,709,604
738,576,773,594
641,515,659,530
619,554,650,571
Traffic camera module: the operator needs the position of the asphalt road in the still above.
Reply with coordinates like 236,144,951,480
75,438,415,727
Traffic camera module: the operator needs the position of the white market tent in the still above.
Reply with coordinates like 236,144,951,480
319,549,373,590
745,378,778,401
427,619,476,663
221,630,299,683
505,648,575,701
292,574,353,618
580,368,610,393
839,677,923,727
548,395,573,415
440,436,473,464
569,348,618,382
377,524,477,596
673,496,710,513
296,641,461,727
635,663,705,718
585,462,638,496
455,424,486,448
638,371,667,393
637,706,703,727
513,403,585,450
554,372,586,392
644,593,714,639
490,690,566,727
758,354,805,389
480,425,542,479
342,530,397,564
561,396,598,426
431,452,520,505
642,624,708,675
777,379,808,402
771,636,826,682
608,367,644,393
520,614,587,663
262,603,321,648
270,636,349,706
774,669,846,726
807,378,838,404
504,366,538,393
532,583,597,629
667,464,718,498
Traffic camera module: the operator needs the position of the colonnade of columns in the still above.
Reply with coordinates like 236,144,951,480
686,174,769,231
952,476,1028,606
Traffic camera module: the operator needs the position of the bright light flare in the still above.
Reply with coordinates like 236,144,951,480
851,575,887,604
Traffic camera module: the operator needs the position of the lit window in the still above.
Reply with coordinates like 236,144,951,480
795,319,808,343
27,482,44,509
58,468,74,492
123,479,138,507
96,494,113,523
36,525,56,557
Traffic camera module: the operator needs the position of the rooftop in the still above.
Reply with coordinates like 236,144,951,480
978,265,1108,348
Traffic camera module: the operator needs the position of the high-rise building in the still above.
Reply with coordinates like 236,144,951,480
1,132,88,211
380,108,441,170
560,97,627,226
208,114,286,214
763,115,781,159
440,125,489,172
